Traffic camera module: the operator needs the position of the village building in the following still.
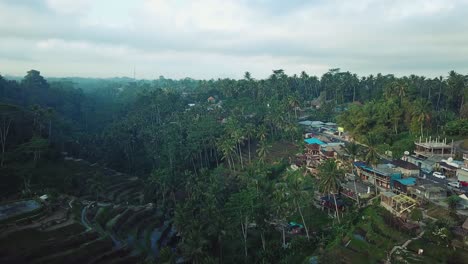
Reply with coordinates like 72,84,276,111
408,184,446,201
456,154,468,186
340,180,374,204
403,155,440,174
438,158,459,177
207,96,216,103
380,192,418,217
391,159,420,177
392,177,417,194
414,137,454,158
354,162,402,190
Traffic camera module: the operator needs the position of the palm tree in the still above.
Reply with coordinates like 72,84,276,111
256,139,269,163
244,123,256,164
286,170,312,240
287,95,300,119
363,133,380,194
412,99,431,137
318,159,343,223
344,141,360,163
217,136,236,170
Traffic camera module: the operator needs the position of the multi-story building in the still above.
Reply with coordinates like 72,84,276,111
456,154,468,186
354,162,402,190
414,137,454,158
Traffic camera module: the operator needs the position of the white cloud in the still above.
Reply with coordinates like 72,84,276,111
45,0,92,15
0,0,468,78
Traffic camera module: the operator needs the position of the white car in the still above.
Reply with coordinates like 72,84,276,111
433,171,446,179
448,181,460,188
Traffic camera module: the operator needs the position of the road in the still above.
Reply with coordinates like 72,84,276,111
418,172,468,194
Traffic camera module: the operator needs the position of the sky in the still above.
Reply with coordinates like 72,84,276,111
1,0,468,79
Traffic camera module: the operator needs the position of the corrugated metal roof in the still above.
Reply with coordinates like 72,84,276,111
304,138,325,145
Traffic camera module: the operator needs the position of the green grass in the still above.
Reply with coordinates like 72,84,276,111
324,206,411,263
406,238,468,264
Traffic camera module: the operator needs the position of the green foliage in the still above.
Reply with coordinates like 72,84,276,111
446,195,462,210
445,119,468,136
409,208,423,222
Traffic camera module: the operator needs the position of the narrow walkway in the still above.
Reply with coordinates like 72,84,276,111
386,231,425,263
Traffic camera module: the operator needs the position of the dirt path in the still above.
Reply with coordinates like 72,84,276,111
386,231,425,263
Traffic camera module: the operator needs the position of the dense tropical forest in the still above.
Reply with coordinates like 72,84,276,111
1,69,467,263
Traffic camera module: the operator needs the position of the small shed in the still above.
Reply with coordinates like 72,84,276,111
392,177,417,194
207,96,216,103
304,138,325,145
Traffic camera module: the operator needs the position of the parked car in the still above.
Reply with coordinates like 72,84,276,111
433,171,446,179
448,181,461,188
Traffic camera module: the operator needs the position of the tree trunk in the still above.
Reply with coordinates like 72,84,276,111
238,143,244,169
332,193,341,224
437,80,442,111
420,122,424,137
282,227,286,248
296,199,310,240
248,137,251,164
261,231,266,252
353,179,360,206
240,215,248,258
353,84,356,102
0,118,12,167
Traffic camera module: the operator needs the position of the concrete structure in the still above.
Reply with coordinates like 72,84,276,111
403,155,440,173
409,184,446,200
414,137,454,158
392,178,417,194
456,154,468,186
341,180,374,203
391,159,420,177
354,162,402,190
381,192,418,217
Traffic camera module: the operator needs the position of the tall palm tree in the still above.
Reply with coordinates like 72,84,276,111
344,141,360,163
363,133,380,194
256,139,269,163
286,170,312,240
287,95,300,119
217,136,236,171
244,123,256,164
412,99,431,137
318,159,343,223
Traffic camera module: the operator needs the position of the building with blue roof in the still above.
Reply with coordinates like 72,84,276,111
354,161,402,190
304,137,325,145
392,177,417,194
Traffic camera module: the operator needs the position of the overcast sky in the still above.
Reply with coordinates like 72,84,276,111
1,0,468,79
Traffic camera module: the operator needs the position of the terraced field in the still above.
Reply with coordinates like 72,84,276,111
0,160,178,263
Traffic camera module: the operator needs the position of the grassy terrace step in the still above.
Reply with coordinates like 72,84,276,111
105,254,142,264
126,192,144,204
22,230,100,261
117,208,156,235
95,206,126,228
111,208,139,233
88,247,134,264
32,238,113,264
114,186,141,204
105,208,132,231
106,182,142,201
0,223,86,264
